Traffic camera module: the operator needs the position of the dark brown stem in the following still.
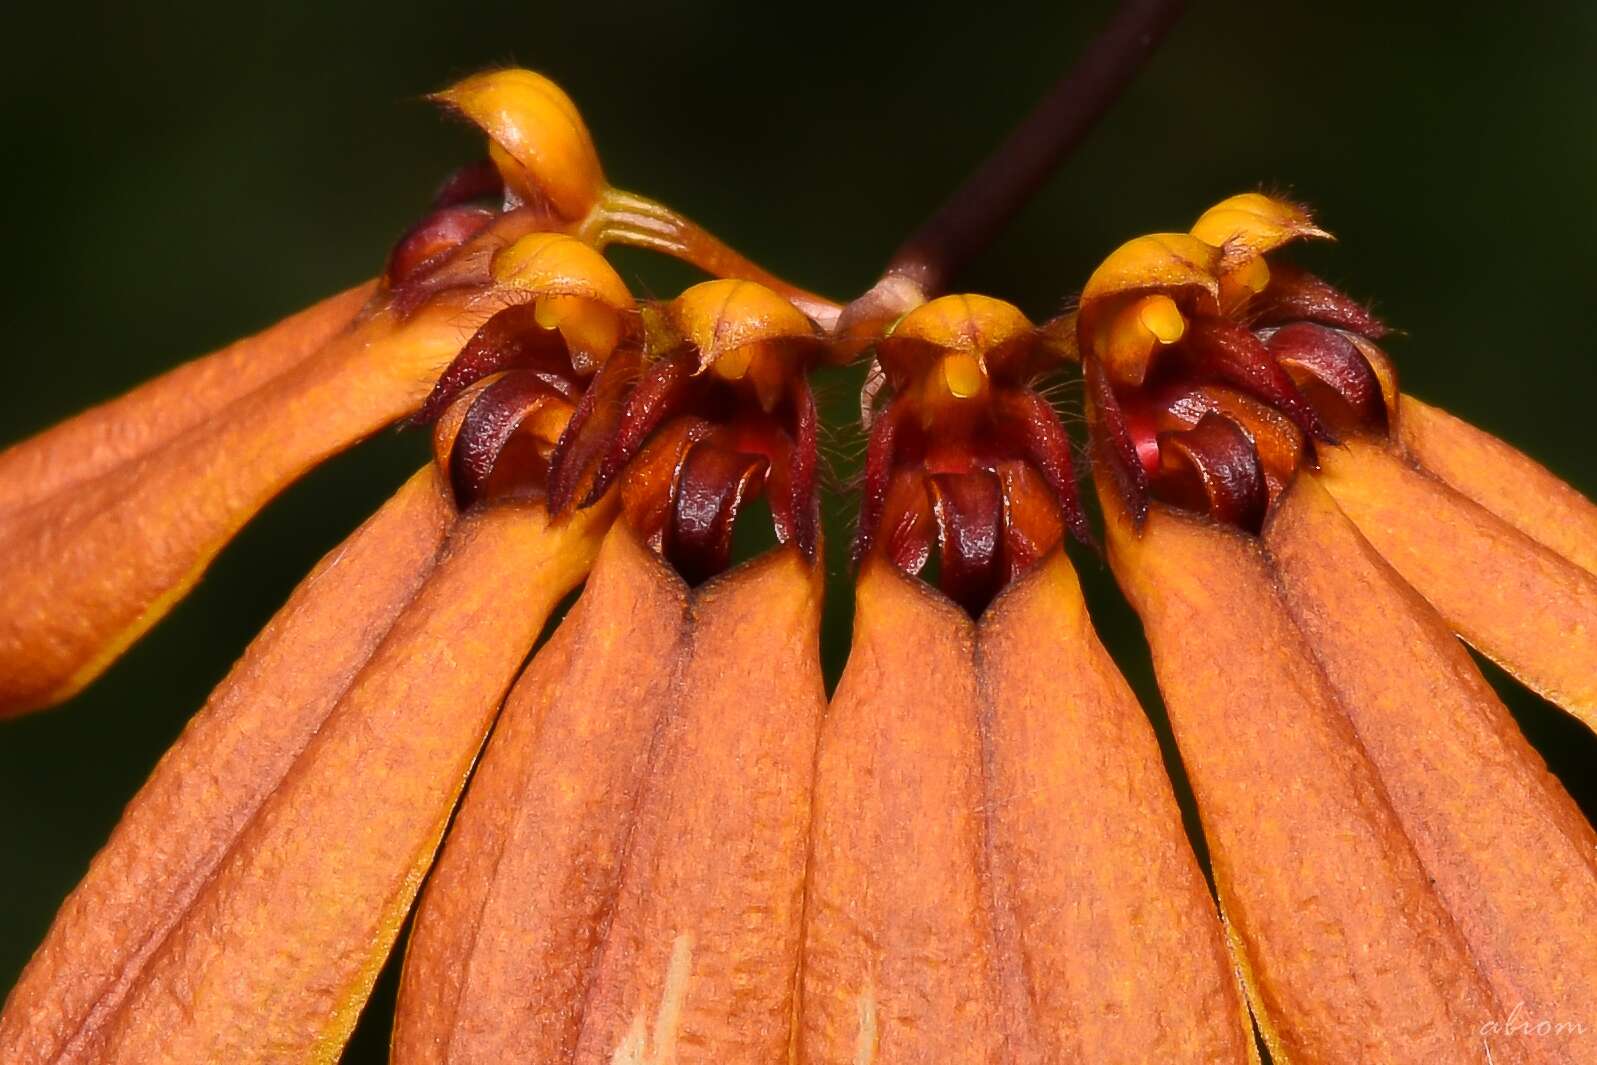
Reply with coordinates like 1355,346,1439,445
886,0,1187,295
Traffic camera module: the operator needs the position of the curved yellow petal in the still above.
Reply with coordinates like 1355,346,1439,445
887,292,1032,356
1398,395,1597,576
669,278,819,362
434,68,604,222
1106,493,1512,1064
1189,192,1329,260
394,535,825,1064
799,560,1255,1064
0,478,606,1064
1316,435,1597,728
1267,475,1597,1062
491,230,632,310
0,283,518,715
1080,233,1221,307
0,280,375,518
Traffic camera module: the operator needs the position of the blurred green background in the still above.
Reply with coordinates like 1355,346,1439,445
2,1,1594,1058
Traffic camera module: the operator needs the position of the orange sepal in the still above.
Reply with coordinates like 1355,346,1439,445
0,280,376,518
1315,434,1597,728
1103,486,1516,1064
798,559,1255,1063
0,470,610,1063
1266,475,1597,1060
0,281,524,715
394,532,825,1064
1397,395,1597,576
392,523,690,1064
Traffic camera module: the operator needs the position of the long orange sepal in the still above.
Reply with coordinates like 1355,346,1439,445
1315,434,1597,729
1106,492,1524,1064
1398,395,1597,576
0,282,518,716
393,531,826,1064
0,280,375,517
798,559,1255,1064
1267,474,1597,1062
0,469,608,1064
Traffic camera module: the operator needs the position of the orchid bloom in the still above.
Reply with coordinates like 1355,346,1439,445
1,42,1594,1065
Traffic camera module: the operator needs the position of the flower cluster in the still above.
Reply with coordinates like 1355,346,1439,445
1,68,1594,1065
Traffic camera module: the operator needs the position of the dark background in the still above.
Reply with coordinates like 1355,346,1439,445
3,2,1594,1059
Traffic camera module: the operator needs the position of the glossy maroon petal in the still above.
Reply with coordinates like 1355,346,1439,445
664,442,769,586
992,386,1094,548
384,206,497,287
1182,316,1332,443
1085,359,1150,525
431,158,506,209
928,469,1005,616
1251,262,1387,338
410,304,573,427
544,348,642,513
854,399,908,562
581,353,697,508
1157,413,1267,533
1265,322,1386,429
448,370,562,507
785,377,820,559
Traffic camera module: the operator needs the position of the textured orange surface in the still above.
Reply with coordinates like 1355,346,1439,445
0,283,516,715
798,559,1253,1064
395,532,826,1064
1316,434,1597,729
0,471,606,1064
1268,475,1597,1063
1398,395,1597,576
1107,492,1527,1064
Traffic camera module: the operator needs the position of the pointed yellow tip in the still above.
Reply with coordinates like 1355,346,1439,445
1192,192,1330,258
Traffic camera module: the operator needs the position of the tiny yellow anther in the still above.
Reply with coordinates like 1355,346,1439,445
711,343,756,382
1137,294,1186,344
941,353,987,399
1094,294,1190,387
